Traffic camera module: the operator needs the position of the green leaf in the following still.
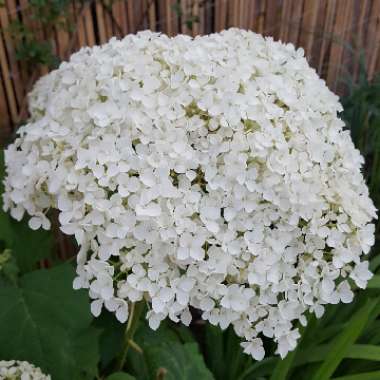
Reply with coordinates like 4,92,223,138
310,298,378,380
9,217,53,272
0,211,13,247
106,373,136,380
0,263,99,380
144,342,215,380
367,275,380,289
369,256,380,272
0,210,53,272
127,320,185,380
296,344,380,366
331,371,380,380
204,325,225,380
347,345,380,361
0,150,52,272
237,358,278,380
0,150,13,248
94,310,124,369
269,349,297,380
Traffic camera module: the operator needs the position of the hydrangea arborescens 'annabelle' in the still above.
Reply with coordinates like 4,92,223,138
3,29,377,360
0,360,51,379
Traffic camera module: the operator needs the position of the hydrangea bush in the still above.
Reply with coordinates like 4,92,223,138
3,29,377,360
0,360,51,380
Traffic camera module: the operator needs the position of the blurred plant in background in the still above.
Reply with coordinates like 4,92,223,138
342,69,380,241
1,0,203,71
5,0,74,68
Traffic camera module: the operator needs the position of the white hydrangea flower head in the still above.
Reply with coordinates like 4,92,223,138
3,29,377,360
0,360,51,380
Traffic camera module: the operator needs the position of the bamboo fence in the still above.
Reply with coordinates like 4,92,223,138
1,0,380,144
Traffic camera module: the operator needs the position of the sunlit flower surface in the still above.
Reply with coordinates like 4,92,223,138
3,29,377,360
0,360,51,380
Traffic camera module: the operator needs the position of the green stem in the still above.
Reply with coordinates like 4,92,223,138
117,301,145,371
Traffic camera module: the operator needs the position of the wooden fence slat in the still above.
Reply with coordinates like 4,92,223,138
326,0,353,91
257,0,266,35
287,0,304,46
165,0,173,36
96,2,107,44
0,76,10,141
133,0,144,34
5,0,24,103
248,0,255,29
111,0,123,38
215,0,227,31
181,0,191,35
367,0,380,80
103,2,113,38
76,3,87,48
200,0,207,35
0,3,23,108
239,0,246,29
191,0,200,36
318,0,336,77
127,0,135,33
300,0,319,60
279,0,292,41
0,27,18,124
353,0,369,80
56,18,70,59
84,5,96,46
118,1,128,35
265,0,279,37
147,0,156,31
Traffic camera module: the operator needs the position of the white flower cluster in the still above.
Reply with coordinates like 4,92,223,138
0,360,50,380
3,29,377,360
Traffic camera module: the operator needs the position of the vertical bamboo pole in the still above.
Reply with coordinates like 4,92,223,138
300,0,319,60
326,0,353,91
1,1,23,107
96,2,107,44
367,0,380,80
84,4,96,46
0,27,18,124
287,0,304,46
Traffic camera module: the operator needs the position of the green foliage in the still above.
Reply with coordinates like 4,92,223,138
8,217,53,272
310,299,378,380
0,201,53,274
342,72,380,221
204,325,252,380
144,342,214,380
95,310,125,369
5,0,78,68
0,151,53,273
28,0,72,25
0,263,100,380
170,0,200,29
107,373,136,380
269,349,297,380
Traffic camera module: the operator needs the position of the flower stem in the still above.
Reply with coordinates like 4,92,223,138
117,301,145,371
